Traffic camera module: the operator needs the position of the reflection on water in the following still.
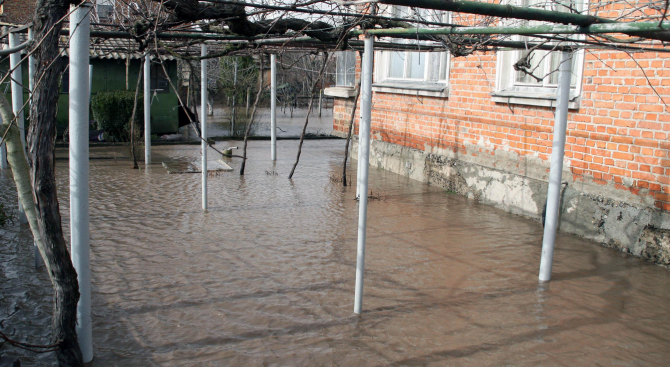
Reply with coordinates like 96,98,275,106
2,140,670,366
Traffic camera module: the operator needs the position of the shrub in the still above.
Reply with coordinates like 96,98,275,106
91,90,143,142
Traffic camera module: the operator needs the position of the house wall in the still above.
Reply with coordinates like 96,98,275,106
333,49,670,266
0,0,35,24
56,58,180,135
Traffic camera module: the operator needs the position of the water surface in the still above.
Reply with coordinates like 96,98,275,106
1,140,670,366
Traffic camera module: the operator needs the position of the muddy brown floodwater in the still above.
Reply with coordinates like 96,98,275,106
2,139,670,366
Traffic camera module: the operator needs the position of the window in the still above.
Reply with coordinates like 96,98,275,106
373,6,450,97
151,64,170,93
96,0,115,22
493,0,585,108
335,51,356,87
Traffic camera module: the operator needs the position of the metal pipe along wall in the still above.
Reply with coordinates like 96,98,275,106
539,51,573,282
69,3,93,362
354,34,374,314
201,44,208,210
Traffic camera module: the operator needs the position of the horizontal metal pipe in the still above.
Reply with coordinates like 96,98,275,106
381,0,603,26
352,21,670,37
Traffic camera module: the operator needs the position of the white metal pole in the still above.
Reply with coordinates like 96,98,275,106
201,44,208,210
318,89,323,117
539,51,572,282
69,3,93,362
356,53,367,199
271,54,277,161
88,65,93,104
9,32,27,223
0,43,5,169
354,34,374,315
144,54,151,165
231,60,237,135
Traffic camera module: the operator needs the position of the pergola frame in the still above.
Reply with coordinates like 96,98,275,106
3,0,670,361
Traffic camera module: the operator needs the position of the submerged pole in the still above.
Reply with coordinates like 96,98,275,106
354,34,374,314
271,54,277,161
201,43,208,210
69,3,93,362
539,51,572,282
318,89,323,117
9,32,27,223
144,54,151,165
231,59,237,135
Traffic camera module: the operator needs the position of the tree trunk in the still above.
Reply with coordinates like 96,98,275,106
26,0,84,365
342,77,361,186
288,52,330,179
239,54,264,175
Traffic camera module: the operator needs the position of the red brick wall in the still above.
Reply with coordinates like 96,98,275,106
333,49,670,211
1,0,36,24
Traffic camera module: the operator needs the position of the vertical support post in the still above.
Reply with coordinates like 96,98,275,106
144,54,151,165
9,32,27,223
318,89,323,117
69,3,93,362
539,51,572,282
88,65,93,105
201,44,208,210
354,34,373,315
271,54,277,161
246,87,250,116
231,59,237,135
0,41,5,169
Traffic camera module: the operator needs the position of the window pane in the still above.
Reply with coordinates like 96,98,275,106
548,52,577,85
389,51,405,78
408,52,426,80
515,50,544,85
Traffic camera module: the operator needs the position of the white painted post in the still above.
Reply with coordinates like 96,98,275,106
69,3,93,362
318,89,323,117
0,42,5,169
88,65,93,104
144,54,151,165
271,54,277,161
354,34,373,315
539,51,573,282
246,87,250,116
9,32,27,223
231,59,237,135
201,44,208,210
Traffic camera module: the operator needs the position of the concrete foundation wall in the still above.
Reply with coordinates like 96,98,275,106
350,136,670,266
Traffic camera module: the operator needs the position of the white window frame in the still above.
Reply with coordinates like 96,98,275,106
493,0,586,108
373,6,451,98
335,51,357,87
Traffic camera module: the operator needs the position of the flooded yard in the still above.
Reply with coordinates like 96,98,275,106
2,139,670,366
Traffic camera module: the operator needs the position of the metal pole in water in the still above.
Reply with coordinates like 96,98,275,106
9,32,27,223
318,89,323,117
539,51,572,282
88,65,93,105
354,34,374,314
69,3,93,362
232,59,237,135
271,54,277,161
355,53,368,199
144,54,151,165
201,43,208,210
0,41,5,169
